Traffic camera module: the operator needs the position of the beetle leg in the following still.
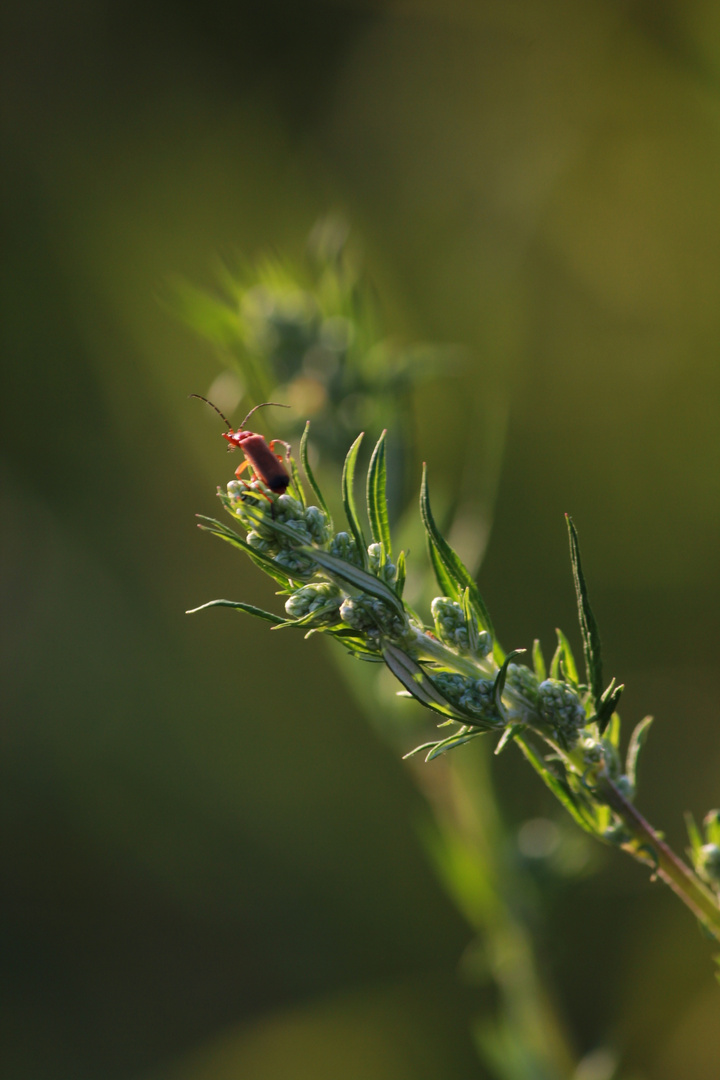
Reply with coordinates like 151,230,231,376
236,467,276,515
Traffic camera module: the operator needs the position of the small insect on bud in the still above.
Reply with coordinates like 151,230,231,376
190,395,292,496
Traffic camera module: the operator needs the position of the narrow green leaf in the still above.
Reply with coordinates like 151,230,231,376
342,433,368,568
494,722,524,756
566,515,604,707
246,551,302,590
196,516,299,587
555,628,579,686
426,730,483,760
420,466,502,661
383,643,467,720
185,598,280,623
532,639,546,682
605,712,621,750
514,735,600,836
210,505,310,588
324,628,384,660
403,740,443,760
395,550,407,598
686,811,703,857
271,603,340,630
549,642,562,680
427,538,457,599
705,811,720,847
305,547,406,617
461,587,480,654
299,422,332,525
493,648,526,714
594,679,624,736
287,452,306,509
366,429,392,558
625,715,653,792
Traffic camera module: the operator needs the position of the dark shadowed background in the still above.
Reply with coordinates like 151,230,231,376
3,2,720,1078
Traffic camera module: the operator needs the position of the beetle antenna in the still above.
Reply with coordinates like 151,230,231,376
240,401,290,429
189,394,232,430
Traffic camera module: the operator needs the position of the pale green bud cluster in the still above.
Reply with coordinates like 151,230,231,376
536,679,588,750
367,543,397,586
305,505,333,545
285,582,342,622
430,597,492,657
226,481,333,575
225,479,414,646
328,531,361,565
431,672,502,728
339,595,409,645
504,663,540,720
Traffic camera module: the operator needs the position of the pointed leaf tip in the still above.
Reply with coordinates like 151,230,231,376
342,432,368,569
366,429,392,558
300,420,331,524
420,465,501,660
566,515,604,707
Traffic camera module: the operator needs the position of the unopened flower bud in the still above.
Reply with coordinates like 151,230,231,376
537,679,587,750
273,549,316,575
285,582,341,621
330,531,360,565
506,664,539,704
613,775,634,799
305,505,332,545
276,494,304,520
696,844,720,887
246,530,275,555
430,597,491,656
367,543,396,585
339,595,407,644
431,672,502,728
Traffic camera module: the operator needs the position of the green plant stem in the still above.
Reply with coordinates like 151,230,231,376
413,630,494,680
594,773,720,937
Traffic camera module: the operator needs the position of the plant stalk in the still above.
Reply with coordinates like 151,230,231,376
594,773,720,938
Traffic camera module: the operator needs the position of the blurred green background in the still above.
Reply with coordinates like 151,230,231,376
3,2,720,1078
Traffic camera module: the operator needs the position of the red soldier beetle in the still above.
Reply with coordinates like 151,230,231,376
190,395,292,497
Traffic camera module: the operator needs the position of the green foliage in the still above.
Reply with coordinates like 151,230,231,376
192,427,720,948
366,430,392,559
566,515,603,702
341,433,368,569
300,421,331,524
420,465,501,661
175,225,456,521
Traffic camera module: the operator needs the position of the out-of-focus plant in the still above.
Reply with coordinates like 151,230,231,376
182,225,579,1079
175,216,458,518
190,432,720,954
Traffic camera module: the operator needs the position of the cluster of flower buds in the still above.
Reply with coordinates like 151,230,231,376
536,678,588,751
222,475,415,650
431,597,492,657
284,582,342,624
219,465,603,765
194,427,720,947
429,671,502,730
201,432,634,819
